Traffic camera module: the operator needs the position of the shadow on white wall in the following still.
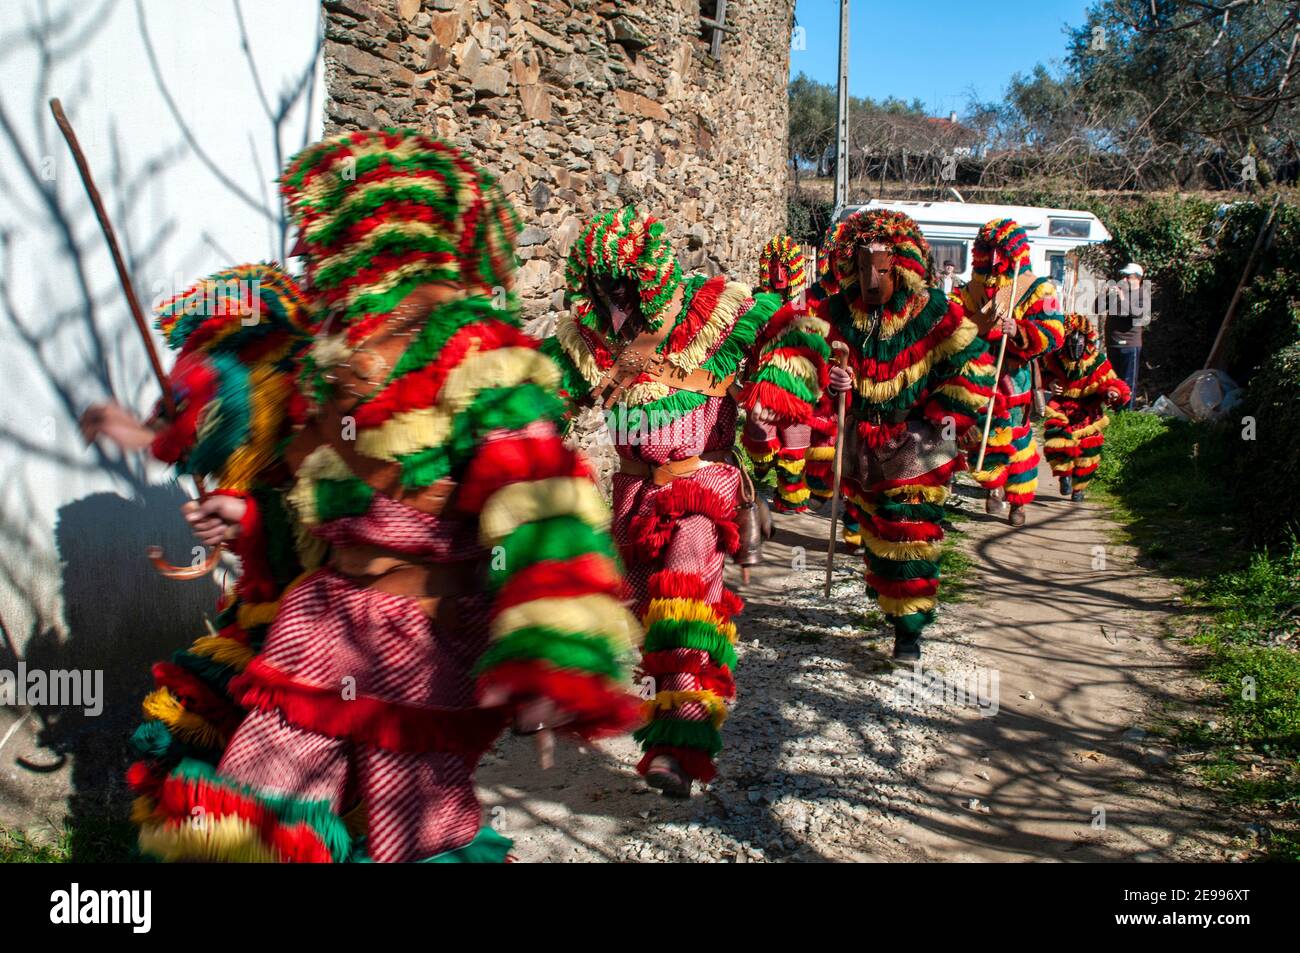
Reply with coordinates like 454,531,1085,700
0,0,322,845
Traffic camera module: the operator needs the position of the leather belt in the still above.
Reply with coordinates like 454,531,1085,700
618,448,736,486
328,544,482,615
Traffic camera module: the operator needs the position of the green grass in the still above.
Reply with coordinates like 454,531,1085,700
1091,410,1250,578
938,523,975,603
1093,411,1300,860
0,817,136,863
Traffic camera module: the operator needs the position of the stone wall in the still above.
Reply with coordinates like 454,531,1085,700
322,0,796,316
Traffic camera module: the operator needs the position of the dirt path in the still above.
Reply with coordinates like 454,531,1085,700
478,458,1235,862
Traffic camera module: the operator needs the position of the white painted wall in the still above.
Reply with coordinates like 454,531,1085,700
0,0,323,829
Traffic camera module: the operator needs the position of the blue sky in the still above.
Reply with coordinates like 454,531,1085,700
790,0,1094,117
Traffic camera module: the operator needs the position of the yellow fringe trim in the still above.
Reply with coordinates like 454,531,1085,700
314,220,443,278
356,346,559,461
341,260,445,314
623,380,671,407
131,796,156,825
141,688,228,749
435,341,559,415
355,404,452,462
667,281,751,373
806,446,835,461
493,593,640,649
747,448,776,464
934,380,986,414
296,137,430,213
843,528,863,546
232,568,315,633
644,597,738,642
1008,441,1038,464
479,476,610,543
880,483,950,504
862,531,943,562
1071,415,1109,438
788,313,831,338
1043,437,1075,450
189,634,256,670
877,594,938,616
219,365,292,491
776,457,807,475
236,601,280,630
855,316,976,403
555,313,601,386
781,486,812,504
764,350,820,394
287,444,352,528
643,689,728,727
138,816,279,864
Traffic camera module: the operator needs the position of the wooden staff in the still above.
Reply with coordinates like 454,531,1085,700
974,268,1022,474
823,341,851,598
49,99,174,417
49,98,219,580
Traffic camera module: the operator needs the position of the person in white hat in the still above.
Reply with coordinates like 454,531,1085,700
1106,263,1148,409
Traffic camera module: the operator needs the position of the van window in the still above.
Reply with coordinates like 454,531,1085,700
929,240,967,273
1048,252,1067,284
1048,218,1090,239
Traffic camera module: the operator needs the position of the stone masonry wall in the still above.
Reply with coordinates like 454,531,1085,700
322,0,796,317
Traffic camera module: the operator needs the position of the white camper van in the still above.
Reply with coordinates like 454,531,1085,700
835,199,1112,287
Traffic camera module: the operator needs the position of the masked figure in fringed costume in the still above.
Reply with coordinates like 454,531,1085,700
544,207,811,798
742,235,838,513
756,209,997,661
960,219,1065,527
1041,313,1129,501
80,265,315,776
126,130,640,863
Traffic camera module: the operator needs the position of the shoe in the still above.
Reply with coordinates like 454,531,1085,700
892,623,922,661
1071,490,1085,502
1008,504,1026,527
985,486,1010,518
1059,476,1072,496
645,754,693,799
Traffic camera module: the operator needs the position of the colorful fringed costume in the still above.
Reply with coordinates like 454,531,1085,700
961,219,1065,514
742,235,837,512
753,210,996,652
132,130,638,863
545,207,796,788
129,264,314,782
1041,313,1130,498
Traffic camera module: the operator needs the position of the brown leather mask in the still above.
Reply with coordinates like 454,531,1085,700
856,245,895,306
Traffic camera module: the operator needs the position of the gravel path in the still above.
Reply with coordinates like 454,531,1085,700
478,460,1236,863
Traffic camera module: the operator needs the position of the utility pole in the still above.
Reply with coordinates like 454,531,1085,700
834,0,849,217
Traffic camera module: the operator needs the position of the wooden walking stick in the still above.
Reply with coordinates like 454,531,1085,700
974,267,1022,474
49,98,220,580
823,341,851,598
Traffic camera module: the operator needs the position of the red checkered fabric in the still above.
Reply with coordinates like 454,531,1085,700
210,494,500,861
314,493,482,559
254,570,492,708
615,396,736,466
218,708,482,862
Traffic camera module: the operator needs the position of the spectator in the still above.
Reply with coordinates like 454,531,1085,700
1105,262,1149,409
